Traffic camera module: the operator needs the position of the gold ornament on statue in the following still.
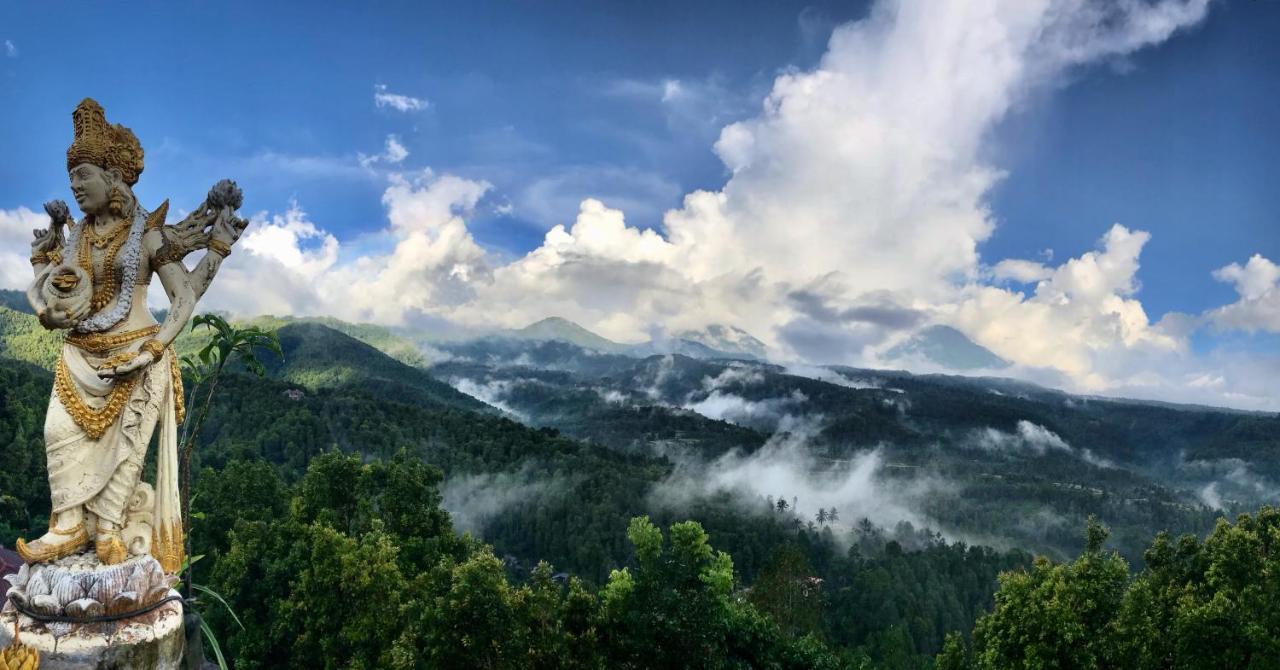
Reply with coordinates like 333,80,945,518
207,238,231,257
65,324,160,353
139,338,166,359
65,98,144,184
0,637,39,670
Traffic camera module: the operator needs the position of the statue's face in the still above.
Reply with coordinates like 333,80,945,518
68,163,112,215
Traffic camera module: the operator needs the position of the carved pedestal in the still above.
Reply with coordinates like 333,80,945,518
0,554,184,670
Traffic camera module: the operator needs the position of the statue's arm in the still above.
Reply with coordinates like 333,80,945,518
189,248,224,301
146,229,199,348
27,200,72,317
26,267,51,318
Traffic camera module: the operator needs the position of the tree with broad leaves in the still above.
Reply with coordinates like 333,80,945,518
178,314,282,592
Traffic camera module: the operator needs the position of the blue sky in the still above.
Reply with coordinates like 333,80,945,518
1,1,1277,409
2,1,860,252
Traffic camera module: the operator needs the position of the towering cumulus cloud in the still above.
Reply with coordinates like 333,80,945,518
173,0,1263,406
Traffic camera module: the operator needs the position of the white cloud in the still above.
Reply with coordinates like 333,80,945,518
651,420,942,535
1207,254,1280,333
514,165,682,230
374,84,429,112
701,363,765,391
442,466,573,534
358,135,410,168
26,0,1248,408
386,136,409,163
992,259,1053,284
201,170,491,324
464,0,1211,385
4,40,16,58
449,377,528,419
0,207,49,291
683,390,808,429
974,420,1115,468
974,421,1072,454
948,224,1180,389
1190,457,1279,511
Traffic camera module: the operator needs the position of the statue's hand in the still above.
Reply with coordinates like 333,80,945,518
31,200,70,253
38,307,83,331
166,220,210,254
210,208,249,248
172,196,219,247
98,350,155,380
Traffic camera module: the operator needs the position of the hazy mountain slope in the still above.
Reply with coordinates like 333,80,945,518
427,335,1280,562
1,302,1272,566
240,315,428,367
885,325,1010,370
259,322,486,413
0,305,484,415
673,324,769,359
433,358,770,456
0,290,34,315
513,317,629,353
0,307,61,370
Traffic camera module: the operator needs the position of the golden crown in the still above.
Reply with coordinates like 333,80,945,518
65,98,144,185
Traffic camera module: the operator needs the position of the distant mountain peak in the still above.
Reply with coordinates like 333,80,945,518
673,324,768,360
513,317,625,352
885,325,1010,371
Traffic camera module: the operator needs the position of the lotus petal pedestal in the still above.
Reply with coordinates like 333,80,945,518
0,553,184,670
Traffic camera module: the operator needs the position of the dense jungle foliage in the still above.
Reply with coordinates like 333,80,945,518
1,302,1277,668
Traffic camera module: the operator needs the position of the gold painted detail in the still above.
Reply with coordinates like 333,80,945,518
170,349,185,425
0,640,40,670
54,352,139,439
207,238,231,257
83,217,127,250
14,525,89,565
146,200,169,231
66,98,144,185
139,338,166,359
97,351,139,370
50,268,79,292
95,533,127,566
46,520,85,537
66,324,159,354
29,248,63,266
151,520,184,574
150,241,187,268
77,217,130,311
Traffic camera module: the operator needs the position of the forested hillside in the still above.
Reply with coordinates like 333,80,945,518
1,303,1276,668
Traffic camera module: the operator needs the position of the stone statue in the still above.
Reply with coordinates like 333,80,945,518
0,98,248,669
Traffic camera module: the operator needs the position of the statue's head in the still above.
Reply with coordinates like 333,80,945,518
65,98,143,218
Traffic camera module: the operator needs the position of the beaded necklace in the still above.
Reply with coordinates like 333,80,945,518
77,216,131,311
65,206,147,333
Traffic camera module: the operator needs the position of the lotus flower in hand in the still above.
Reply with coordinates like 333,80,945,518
207,179,244,211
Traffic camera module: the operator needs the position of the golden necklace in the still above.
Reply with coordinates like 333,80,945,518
82,216,128,249
78,216,131,311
